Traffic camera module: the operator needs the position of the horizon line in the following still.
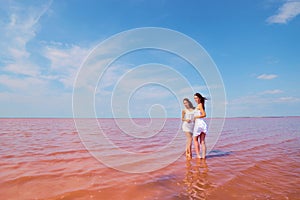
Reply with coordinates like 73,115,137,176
0,116,299,119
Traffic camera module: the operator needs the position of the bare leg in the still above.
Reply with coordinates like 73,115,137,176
193,136,201,158
200,132,206,159
185,132,192,159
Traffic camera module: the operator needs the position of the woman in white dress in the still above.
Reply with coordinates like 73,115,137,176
181,98,195,159
193,93,208,159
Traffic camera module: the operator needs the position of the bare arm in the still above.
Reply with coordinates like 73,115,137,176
182,110,186,122
194,103,206,119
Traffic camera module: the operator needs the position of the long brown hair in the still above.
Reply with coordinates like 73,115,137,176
183,98,195,109
194,93,207,110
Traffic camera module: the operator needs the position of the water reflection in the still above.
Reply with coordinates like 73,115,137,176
182,159,212,199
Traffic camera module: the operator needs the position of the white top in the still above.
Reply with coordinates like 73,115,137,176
182,109,195,133
184,109,195,121
194,109,201,120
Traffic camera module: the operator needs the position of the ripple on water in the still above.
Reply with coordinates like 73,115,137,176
0,117,299,199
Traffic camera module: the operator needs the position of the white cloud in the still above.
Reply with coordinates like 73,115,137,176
43,43,90,88
0,1,91,92
0,75,47,92
0,1,85,117
1,0,52,76
261,89,283,94
93,64,199,117
267,0,300,24
275,96,300,102
131,85,173,100
257,73,278,80
96,63,133,91
0,91,72,117
229,90,299,106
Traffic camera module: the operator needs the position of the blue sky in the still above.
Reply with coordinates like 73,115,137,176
0,0,299,118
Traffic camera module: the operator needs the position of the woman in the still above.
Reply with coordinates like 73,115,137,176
181,98,195,159
193,93,208,159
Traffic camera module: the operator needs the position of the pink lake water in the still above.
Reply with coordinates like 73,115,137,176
0,117,299,199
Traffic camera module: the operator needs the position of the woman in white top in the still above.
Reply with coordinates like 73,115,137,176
193,93,208,159
181,98,195,159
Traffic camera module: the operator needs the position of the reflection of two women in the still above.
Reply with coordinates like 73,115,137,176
182,93,207,159
182,159,211,199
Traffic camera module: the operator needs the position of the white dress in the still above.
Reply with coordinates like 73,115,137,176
193,109,207,136
182,109,195,133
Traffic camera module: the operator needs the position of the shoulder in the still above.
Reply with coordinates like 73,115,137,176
182,109,186,113
197,103,204,109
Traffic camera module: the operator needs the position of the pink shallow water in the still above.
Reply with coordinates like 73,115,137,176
0,117,299,200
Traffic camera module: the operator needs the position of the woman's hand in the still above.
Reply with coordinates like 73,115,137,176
186,119,191,123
